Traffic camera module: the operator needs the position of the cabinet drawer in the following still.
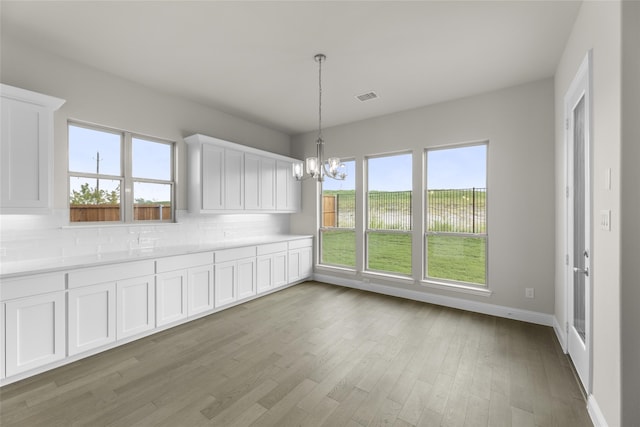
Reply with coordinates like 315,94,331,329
68,260,155,289
256,242,288,256
215,246,256,263
0,272,65,301
156,252,214,273
288,238,313,250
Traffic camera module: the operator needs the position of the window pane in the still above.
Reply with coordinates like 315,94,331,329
69,177,121,222
68,125,121,175
133,182,172,221
320,229,356,267
425,144,487,286
132,137,171,180
427,235,486,285
321,160,355,228
367,232,412,275
368,153,412,230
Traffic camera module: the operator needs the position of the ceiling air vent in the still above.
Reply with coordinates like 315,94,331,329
355,91,379,102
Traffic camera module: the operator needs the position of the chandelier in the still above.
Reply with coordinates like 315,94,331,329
293,54,347,182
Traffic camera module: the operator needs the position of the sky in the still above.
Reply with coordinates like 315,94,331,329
322,144,486,192
68,125,172,202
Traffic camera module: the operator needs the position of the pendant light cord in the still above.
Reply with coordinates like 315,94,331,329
318,55,323,141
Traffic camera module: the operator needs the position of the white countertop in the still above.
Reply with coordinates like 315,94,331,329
0,235,312,279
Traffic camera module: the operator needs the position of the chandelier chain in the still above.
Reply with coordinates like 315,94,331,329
318,55,323,140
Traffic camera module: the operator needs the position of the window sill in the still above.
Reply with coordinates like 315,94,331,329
419,279,492,297
315,264,357,275
61,221,178,229
362,270,414,285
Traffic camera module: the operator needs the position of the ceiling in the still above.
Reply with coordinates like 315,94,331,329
1,1,581,135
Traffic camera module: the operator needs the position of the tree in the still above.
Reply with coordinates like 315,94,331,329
70,183,119,205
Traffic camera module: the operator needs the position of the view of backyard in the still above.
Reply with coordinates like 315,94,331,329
321,188,487,284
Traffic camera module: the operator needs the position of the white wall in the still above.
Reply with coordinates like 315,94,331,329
554,1,621,426
291,78,556,315
0,35,292,262
621,1,640,425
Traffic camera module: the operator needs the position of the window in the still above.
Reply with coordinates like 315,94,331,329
320,160,356,268
68,122,174,223
366,153,412,276
425,143,487,285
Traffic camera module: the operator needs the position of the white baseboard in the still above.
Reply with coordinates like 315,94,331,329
313,273,554,327
553,316,568,352
587,394,609,427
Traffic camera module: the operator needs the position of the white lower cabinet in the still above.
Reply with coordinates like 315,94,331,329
5,291,66,376
237,257,256,299
215,246,257,307
156,270,188,327
0,237,311,384
188,265,214,316
273,252,288,287
214,261,237,307
256,242,288,294
288,240,313,283
116,275,156,340
68,283,116,356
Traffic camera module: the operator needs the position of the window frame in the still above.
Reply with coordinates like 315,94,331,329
423,141,488,288
364,151,413,278
68,121,176,224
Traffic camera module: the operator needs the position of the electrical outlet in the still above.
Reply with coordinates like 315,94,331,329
525,288,535,299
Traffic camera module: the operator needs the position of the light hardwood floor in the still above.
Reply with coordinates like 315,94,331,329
0,281,591,427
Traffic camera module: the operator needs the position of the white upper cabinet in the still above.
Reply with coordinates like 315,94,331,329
0,84,65,213
185,134,300,213
245,154,276,211
276,160,301,212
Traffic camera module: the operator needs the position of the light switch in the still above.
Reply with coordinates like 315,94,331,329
600,210,611,231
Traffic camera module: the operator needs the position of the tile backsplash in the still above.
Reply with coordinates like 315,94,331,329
0,210,289,263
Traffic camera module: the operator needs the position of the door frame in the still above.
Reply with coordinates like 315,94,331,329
564,50,593,393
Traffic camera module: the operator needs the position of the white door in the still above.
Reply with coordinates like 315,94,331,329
565,52,591,391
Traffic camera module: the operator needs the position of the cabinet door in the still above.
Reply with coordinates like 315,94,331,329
225,149,244,210
276,160,301,212
276,161,290,211
237,258,256,299
244,153,261,210
188,265,214,316
68,283,116,356
202,144,224,210
300,246,313,279
260,157,276,210
1,98,51,210
117,275,155,339
5,291,66,376
288,250,301,283
215,261,237,308
256,255,273,294
156,270,188,327
273,251,288,288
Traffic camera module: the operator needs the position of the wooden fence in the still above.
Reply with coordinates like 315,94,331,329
70,204,172,222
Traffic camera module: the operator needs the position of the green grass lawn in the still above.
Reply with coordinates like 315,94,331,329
321,231,486,284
